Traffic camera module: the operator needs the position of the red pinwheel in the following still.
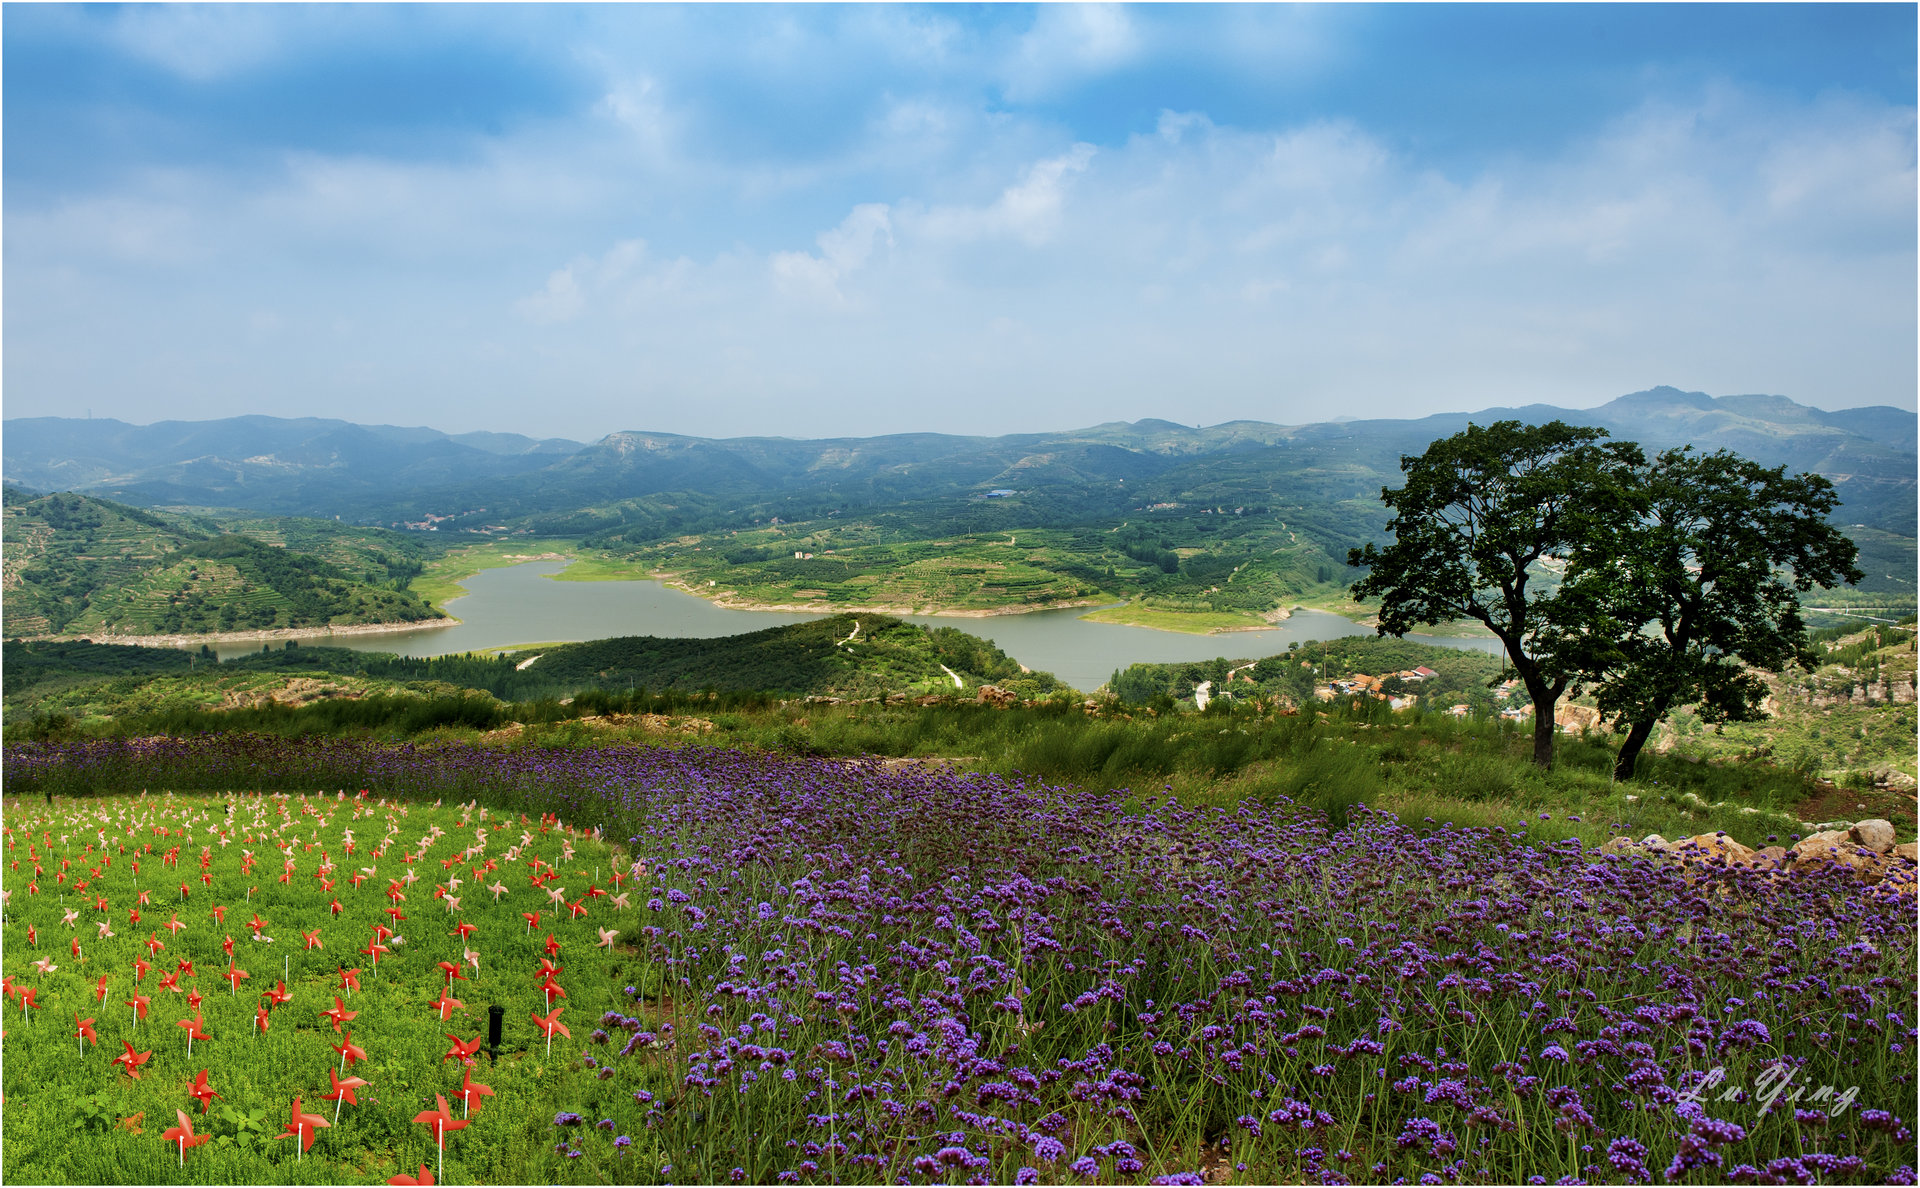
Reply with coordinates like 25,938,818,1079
247,912,269,937
384,906,407,924
566,897,588,919
454,1066,494,1118
175,957,196,978
302,927,323,950
221,935,235,959
223,963,248,996
75,1013,98,1054
360,939,389,967
442,1032,483,1065
186,988,204,1009
94,973,110,1003
144,932,166,957
521,910,540,934
388,1165,436,1186
412,1094,468,1180
162,1109,211,1165
329,897,344,916
157,970,181,995
210,904,227,926
436,960,468,985
176,1010,211,1055
321,996,358,1032
263,980,293,1009
255,1006,271,1034
162,911,188,935
112,1039,153,1079
539,974,567,1008
531,1005,569,1057
450,920,477,943
188,1069,220,1113
322,1066,370,1125
276,1096,330,1157
430,987,463,1023
537,957,563,978
339,967,362,994
133,957,152,983
332,1030,368,1071
543,933,562,958
126,993,152,1022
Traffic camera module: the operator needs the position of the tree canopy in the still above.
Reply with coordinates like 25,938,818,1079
1347,420,1641,767
1555,447,1862,779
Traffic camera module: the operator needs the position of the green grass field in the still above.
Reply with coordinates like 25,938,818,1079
1,792,667,1184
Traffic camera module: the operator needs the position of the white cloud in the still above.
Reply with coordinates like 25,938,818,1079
1004,4,1140,100
908,144,1097,246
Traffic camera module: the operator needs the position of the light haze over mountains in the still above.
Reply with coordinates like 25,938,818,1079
8,387,1912,536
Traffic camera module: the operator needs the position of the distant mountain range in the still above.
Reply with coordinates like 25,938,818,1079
5,387,1913,534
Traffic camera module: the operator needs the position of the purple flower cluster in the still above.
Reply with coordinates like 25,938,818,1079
14,736,1913,1184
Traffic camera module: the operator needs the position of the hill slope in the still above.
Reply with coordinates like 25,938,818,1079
1,487,445,637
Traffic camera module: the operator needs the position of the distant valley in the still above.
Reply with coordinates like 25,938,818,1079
4,387,1913,644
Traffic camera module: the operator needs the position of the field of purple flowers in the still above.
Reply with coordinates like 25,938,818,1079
7,736,1916,1184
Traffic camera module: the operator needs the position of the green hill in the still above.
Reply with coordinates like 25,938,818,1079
1,487,445,637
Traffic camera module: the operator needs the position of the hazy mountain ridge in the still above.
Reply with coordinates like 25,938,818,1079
5,388,1912,535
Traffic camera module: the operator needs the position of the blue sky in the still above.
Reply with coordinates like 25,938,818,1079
5,4,1914,440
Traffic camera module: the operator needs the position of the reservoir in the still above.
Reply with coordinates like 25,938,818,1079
201,560,1503,692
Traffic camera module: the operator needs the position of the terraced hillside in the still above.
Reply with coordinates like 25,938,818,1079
1,487,445,637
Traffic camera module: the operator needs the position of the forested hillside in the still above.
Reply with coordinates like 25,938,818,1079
1,487,444,636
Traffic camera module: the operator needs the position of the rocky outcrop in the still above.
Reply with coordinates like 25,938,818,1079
1849,819,1897,854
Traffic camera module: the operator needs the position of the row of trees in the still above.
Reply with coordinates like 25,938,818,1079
1349,421,1861,779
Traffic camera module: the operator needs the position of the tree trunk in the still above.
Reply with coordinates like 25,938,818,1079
1531,704,1557,769
1613,720,1655,782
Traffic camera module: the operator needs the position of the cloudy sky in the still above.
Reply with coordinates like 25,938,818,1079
5,4,1914,441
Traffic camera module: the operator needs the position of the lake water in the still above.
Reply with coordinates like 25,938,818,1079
204,561,1504,691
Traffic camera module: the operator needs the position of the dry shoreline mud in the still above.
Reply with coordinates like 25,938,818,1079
15,618,460,649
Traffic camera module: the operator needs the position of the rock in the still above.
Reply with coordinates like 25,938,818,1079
1598,836,1638,856
1791,830,1851,859
1894,842,1919,863
1680,833,1756,867
1792,831,1887,881
1850,819,1897,853
1640,834,1669,849
1752,845,1791,869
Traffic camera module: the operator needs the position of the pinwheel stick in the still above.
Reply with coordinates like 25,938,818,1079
178,1136,184,1167
297,1123,304,1162
437,1119,444,1180
334,1096,343,1126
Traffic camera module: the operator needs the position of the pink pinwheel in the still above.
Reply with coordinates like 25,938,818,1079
162,1109,211,1165
276,1096,330,1157
188,1069,220,1113
596,926,620,949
